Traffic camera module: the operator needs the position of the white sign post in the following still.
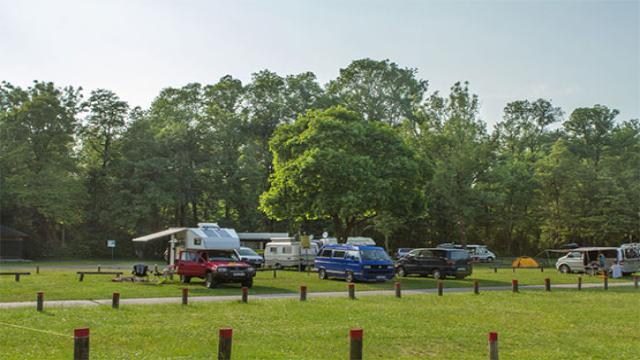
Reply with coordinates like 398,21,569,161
107,240,116,260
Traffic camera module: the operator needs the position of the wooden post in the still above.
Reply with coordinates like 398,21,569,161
512,279,518,293
349,328,363,360
300,285,307,301
79,273,84,282
603,275,608,290
218,328,232,360
578,276,582,291
488,332,498,360
36,265,40,274
394,282,401,298
15,274,20,282
36,292,44,312
634,276,638,289
437,280,443,296
512,267,516,273
112,292,120,309
540,266,544,273
473,280,480,295
97,265,101,272
348,283,356,300
493,267,497,273
241,287,248,303
544,278,551,292
73,328,90,360
182,288,188,306
273,268,277,279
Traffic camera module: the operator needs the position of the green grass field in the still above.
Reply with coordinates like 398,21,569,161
0,261,630,302
0,288,638,359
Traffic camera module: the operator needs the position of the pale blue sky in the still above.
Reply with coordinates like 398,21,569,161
1,0,638,127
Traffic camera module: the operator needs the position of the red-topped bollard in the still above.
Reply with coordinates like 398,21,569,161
394,282,401,298
218,328,233,360
544,278,551,292
36,291,44,312
300,285,307,301
112,292,120,309
241,287,248,303
74,328,90,360
473,280,480,295
512,279,519,293
634,276,639,289
488,332,498,360
437,280,443,296
349,328,363,360
603,274,608,290
578,276,582,291
348,283,356,300
182,288,189,306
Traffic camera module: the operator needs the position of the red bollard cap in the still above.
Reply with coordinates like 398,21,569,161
300,285,307,290
182,288,188,294
348,283,355,288
74,328,90,338
350,328,363,340
219,328,233,339
113,292,120,296
37,291,44,296
488,332,498,342
511,279,518,285
242,287,248,293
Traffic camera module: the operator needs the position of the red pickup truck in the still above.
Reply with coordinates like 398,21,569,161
175,249,256,288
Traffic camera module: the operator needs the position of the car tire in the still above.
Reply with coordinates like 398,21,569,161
204,273,217,289
432,269,443,280
180,275,191,284
241,278,253,288
559,265,571,274
486,257,495,263
318,268,327,280
396,266,407,277
345,271,355,283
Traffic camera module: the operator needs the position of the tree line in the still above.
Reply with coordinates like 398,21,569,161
1,59,638,258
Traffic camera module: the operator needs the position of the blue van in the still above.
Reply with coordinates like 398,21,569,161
314,244,395,282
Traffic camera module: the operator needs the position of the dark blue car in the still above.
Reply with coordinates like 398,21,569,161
314,244,395,282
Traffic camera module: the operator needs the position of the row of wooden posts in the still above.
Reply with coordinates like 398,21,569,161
69,326,501,360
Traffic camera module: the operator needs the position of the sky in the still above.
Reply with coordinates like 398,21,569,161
1,0,638,128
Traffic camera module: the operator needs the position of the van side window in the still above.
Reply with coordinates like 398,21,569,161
346,250,360,261
282,246,292,254
568,252,581,258
269,247,278,254
320,249,332,257
332,250,346,258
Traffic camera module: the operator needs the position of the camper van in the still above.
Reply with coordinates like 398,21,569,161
264,237,319,270
346,237,376,246
555,247,618,274
619,243,640,275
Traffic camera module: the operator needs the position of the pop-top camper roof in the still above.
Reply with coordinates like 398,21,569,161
132,223,240,250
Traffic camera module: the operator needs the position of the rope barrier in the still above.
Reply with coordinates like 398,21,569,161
0,321,74,338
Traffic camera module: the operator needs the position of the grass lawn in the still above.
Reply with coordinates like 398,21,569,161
0,262,632,302
0,288,638,359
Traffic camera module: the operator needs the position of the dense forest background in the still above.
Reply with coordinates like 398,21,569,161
1,59,638,258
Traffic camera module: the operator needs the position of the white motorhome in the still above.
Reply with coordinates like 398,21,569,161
346,237,376,246
264,237,318,270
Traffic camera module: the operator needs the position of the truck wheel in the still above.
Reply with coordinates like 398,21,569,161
559,265,571,274
242,279,253,288
396,266,407,277
432,269,443,280
180,275,191,284
345,271,355,283
318,268,327,280
204,273,217,289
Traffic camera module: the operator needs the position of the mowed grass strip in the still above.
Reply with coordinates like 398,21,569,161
0,264,630,302
0,289,638,359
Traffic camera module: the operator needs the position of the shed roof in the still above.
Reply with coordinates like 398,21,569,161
0,225,29,239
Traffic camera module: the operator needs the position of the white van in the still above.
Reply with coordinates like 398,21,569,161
346,237,376,246
264,237,318,270
555,247,618,274
619,243,640,275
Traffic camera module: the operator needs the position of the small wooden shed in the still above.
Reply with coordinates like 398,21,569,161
0,225,29,259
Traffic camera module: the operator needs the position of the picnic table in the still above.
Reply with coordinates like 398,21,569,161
77,271,123,282
0,272,31,282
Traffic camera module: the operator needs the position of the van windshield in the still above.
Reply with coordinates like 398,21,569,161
238,248,258,256
204,250,239,261
360,249,390,261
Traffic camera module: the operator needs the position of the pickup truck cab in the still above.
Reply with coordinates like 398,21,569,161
176,249,256,288
314,244,394,282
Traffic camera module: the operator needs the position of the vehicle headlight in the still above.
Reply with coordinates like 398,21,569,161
217,267,228,272
363,265,371,269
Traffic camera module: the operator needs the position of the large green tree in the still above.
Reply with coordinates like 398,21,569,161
260,107,423,242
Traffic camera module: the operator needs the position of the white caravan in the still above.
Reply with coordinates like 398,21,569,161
264,237,318,270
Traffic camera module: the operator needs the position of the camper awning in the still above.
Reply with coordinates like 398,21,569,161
132,228,187,242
